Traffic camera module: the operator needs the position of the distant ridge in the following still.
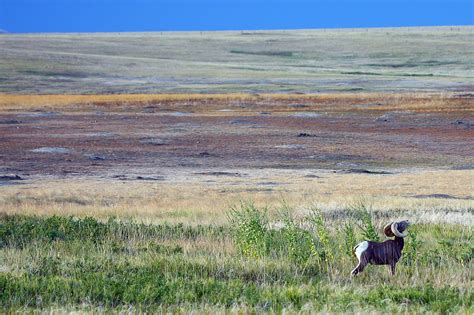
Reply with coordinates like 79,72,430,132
0,29,8,34
1,27,472,94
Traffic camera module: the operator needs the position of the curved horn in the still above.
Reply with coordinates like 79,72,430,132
384,222,395,237
391,222,407,238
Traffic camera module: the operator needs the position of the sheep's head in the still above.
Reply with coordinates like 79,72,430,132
383,220,410,238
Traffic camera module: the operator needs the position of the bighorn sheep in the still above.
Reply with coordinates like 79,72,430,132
351,220,410,276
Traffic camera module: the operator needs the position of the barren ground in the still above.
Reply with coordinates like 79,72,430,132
1,93,473,177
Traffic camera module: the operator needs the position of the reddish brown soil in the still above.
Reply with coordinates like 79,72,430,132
0,96,473,180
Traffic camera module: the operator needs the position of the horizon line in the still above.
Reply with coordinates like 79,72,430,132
1,24,472,35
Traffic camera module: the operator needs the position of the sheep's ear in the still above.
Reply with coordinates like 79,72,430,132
384,222,395,237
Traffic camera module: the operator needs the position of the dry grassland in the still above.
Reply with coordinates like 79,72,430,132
1,169,472,226
1,92,473,113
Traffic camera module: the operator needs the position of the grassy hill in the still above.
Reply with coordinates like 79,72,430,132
0,26,473,94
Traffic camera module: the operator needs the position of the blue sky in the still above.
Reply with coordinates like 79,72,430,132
1,0,472,33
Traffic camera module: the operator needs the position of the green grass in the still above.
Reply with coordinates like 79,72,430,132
1,206,472,313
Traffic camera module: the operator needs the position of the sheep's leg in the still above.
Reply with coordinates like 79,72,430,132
351,263,366,275
351,263,361,275
351,258,368,276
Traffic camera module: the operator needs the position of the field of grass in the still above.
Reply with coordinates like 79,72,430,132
1,25,473,313
1,202,472,313
1,26,473,94
1,170,473,312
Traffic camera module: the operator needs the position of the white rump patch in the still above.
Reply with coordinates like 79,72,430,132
354,241,369,261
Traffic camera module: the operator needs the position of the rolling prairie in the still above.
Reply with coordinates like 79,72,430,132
0,27,473,313
0,26,473,94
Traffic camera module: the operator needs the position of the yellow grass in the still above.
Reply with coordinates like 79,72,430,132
0,92,471,113
1,169,472,225
0,93,253,107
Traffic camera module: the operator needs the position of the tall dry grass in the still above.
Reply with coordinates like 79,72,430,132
1,169,472,225
0,92,471,113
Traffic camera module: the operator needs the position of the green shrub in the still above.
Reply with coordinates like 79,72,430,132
0,215,226,249
279,209,315,265
309,209,334,264
403,227,421,266
341,223,357,257
0,215,109,248
227,202,270,258
349,202,380,242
